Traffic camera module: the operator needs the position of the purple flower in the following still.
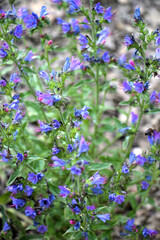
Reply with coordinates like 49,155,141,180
62,22,70,34
10,73,21,83
79,34,88,50
52,147,61,155
155,34,160,46
52,156,66,167
129,152,136,164
148,229,158,236
131,111,138,124
109,193,116,201
25,206,36,218
39,71,49,81
71,18,80,35
17,153,23,162
155,48,160,59
37,172,44,181
37,225,47,234
68,166,81,175
136,155,147,166
123,35,135,46
2,42,9,50
24,185,33,196
68,0,81,14
7,184,23,194
23,14,37,28
40,6,48,18
118,54,126,66
78,135,89,156
14,110,23,123
49,194,55,204
13,24,23,38
145,175,152,181
28,173,38,184
74,221,80,230
124,219,135,232
150,91,160,103
114,195,125,204
95,2,104,14
59,186,70,198
8,99,19,110
36,91,61,106
141,181,149,190
63,57,70,72
52,119,61,129
91,186,103,195
39,198,51,208
0,149,10,162
38,120,52,133
24,50,34,63
73,206,81,214
134,7,142,22
134,82,144,93
86,205,95,211
11,197,25,209
67,144,73,153
3,222,10,232
104,7,113,22
70,57,82,71
124,63,135,70
97,214,110,222
74,106,90,119
102,51,110,62
0,48,8,58
122,165,129,174
122,80,132,92
81,17,90,29
143,228,149,237
118,127,131,135
97,27,110,45
17,8,28,19
91,172,105,185
0,79,7,87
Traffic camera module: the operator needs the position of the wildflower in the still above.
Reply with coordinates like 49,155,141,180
7,184,23,194
38,120,52,133
145,175,152,181
2,42,9,50
91,172,105,185
129,152,136,164
52,119,61,129
63,57,70,72
134,7,142,22
11,197,25,209
147,156,155,164
62,21,70,34
27,172,44,184
39,198,51,208
118,54,126,66
24,50,34,63
141,181,149,190
131,111,138,124
155,34,160,46
59,186,70,198
97,214,110,222
68,0,82,14
0,149,10,162
79,34,88,50
52,147,61,155
124,62,135,70
8,99,19,110
0,78,7,87
95,2,104,14
71,19,80,35
14,110,23,123
144,81,149,91
3,222,10,232
36,91,61,106
74,106,90,119
122,165,129,174
97,27,110,45
74,221,80,230
10,73,21,83
40,6,48,18
134,82,144,93
73,206,81,214
24,185,33,196
70,56,83,71
118,127,131,135
102,52,110,62
114,195,125,204
67,144,73,153
17,153,23,162
109,193,116,201
37,225,47,234
68,166,81,175
39,71,49,81
50,70,57,81
91,185,103,195
104,7,114,22
123,35,135,46
52,156,66,167
122,80,132,92
25,206,36,218
23,14,37,28
135,155,147,166
86,205,95,211
155,48,160,59
124,219,135,232
150,91,160,104
77,135,89,156
0,48,8,58
81,17,90,29
13,24,23,38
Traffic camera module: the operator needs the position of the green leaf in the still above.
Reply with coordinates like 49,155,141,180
18,235,42,240
73,78,94,88
7,167,21,186
49,183,60,195
23,67,37,74
25,101,43,120
88,231,98,240
28,156,46,172
90,163,111,171
62,227,74,236
145,108,160,114
0,192,11,204
122,136,130,150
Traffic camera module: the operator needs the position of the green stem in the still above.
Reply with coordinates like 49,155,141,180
58,108,70,143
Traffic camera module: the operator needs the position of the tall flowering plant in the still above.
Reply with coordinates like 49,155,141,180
0,1,160,239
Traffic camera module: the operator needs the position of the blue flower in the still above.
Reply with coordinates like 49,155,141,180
61,22,70,34
37,225,47,234
52,119,61,129
71,19,80,35
68,0,81,14
114,195,125,204
74,221,80,230
102,52,110,62
79,34,88,50
70,57,82,71
118,54,126,66
68,166,81,175
3,222,10,232
25,206,36,218
129,152,136,164
122,165,129,174
52,147,61,155
104,7,114,22
134,82,144,93
36,91,61,106
155,34,160,46
11,197,25,209
131,111,138,124
124,63,135,70
39,198,51,208
94,2,104,14
17,153,23,162
40,6,48,18
109,193,116,201
77,135,89,156
23,14,37,28
91,172,105,185
10,73,21,83
142,228,149,237
0,149,10,162
122,80,132,92
97,214,110,222
59,186,70,198
37,172,44,181
134,7,142,22
67,144,73,153
91,186,103,195
52,156,66,167
24,185,33,196
13,24,23,38
63,57,70,72
118,127,131,135
136,155,147,166
39,70,49,82
97,27,110,45
74,106,90,119
0,48,8,58
124,219,135,232
73,206,81,214
123,35,135,46
38,120,52,133
141,181,149,190
24,50,34,63
28,173,38,184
